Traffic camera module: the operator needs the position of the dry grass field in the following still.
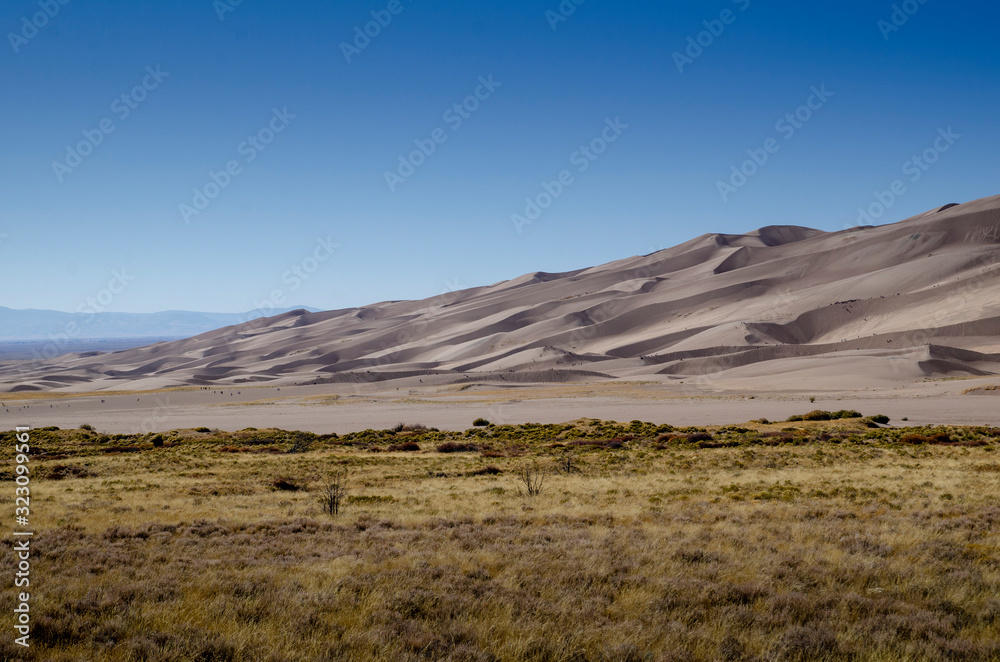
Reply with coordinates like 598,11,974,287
3,415,999,661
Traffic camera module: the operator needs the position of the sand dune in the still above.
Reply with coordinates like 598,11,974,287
4,195,1000,394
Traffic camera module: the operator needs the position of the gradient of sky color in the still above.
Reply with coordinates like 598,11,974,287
1,0,998,314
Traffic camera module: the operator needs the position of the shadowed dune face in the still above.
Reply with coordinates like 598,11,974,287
5,196,1000,393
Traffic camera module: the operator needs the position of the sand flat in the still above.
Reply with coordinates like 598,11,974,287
4,378,1000,433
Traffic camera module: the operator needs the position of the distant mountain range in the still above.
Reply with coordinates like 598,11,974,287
0,306,321,342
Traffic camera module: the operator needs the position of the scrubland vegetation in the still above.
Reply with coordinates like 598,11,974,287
2,414,999,661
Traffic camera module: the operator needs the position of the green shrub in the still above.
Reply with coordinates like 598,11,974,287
287,431,314,454
473,418,490,427
437,441,479,453
790,410,863,422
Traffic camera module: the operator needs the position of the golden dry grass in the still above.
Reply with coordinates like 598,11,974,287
2,420,999,661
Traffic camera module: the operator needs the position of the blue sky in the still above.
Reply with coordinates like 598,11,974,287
1,0,998,314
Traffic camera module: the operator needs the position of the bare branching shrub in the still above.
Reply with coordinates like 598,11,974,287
321,469,348,517
518,466,544,497
557,455,580,474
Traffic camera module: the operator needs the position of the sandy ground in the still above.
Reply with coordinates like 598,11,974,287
3,378,998,434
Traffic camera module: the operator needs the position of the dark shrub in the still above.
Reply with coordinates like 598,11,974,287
45,464,93,480
151,434,164,448
436,441,478,453
791,409,862,422
387,441,421,452
272,478,300,491
958,439,988,447
900,433,930,445
928,431,952,444
870,414,890,424
469,466,502,476
686,432,713,443
473,418,490,427
287,431,313,453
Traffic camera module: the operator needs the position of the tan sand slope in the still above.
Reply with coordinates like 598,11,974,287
4,195,1000,393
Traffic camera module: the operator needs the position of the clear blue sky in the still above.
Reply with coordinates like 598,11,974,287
2,0,998,314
